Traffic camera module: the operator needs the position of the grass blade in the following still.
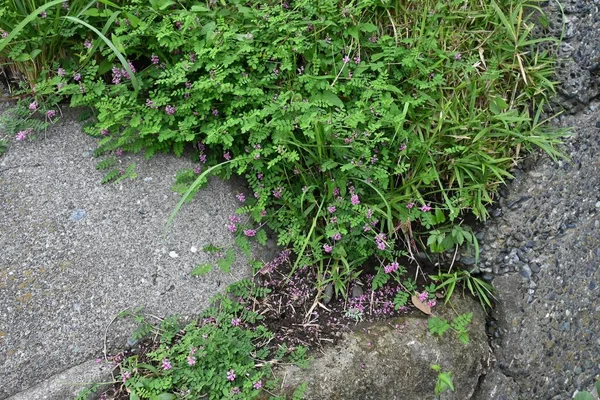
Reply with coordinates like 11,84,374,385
62,15,140,92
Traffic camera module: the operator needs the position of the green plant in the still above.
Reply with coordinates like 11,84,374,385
0,139,7,156
94,280,304,399
428,312,473,344
431,364,455,396
13,0,566,298
431,270,495,311
0,0,127,86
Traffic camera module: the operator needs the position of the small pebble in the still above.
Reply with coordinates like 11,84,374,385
169,251,179,258
70,209,87,221
190,246,198,253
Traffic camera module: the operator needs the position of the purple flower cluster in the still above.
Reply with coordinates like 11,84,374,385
259,249,291,275
165,105,176,115
29,101,38,111
15,128,33,141
236,193,246,202
244,229,256,237
226,214,241,233
162,359,172,370
151,54,159,64
227,369,236,381
351,194,360,205
384,261,400,274
323,243,333,253
375,233,387,250
111,61,135,84
46,110,56,119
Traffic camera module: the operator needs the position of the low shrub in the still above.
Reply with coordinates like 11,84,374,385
2,0,565,295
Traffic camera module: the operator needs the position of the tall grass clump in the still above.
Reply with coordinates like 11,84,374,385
6,0,564,296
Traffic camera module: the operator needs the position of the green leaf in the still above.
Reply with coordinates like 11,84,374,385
153,394,176,400
573,392,593,400
255,229,267,246
321,91,344,108
191,264,212,277
439,372,455,391
191,5,210,12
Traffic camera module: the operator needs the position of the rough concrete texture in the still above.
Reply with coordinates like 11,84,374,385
0,108,253,399
472,102,600,399
8,360,112,400
279,295,490,400
541,0,600,113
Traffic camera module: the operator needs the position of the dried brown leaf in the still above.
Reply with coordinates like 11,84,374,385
411,294,432,315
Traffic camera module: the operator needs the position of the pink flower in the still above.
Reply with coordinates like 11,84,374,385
29,101,38,111
343,55,350,64
84,40,92,49
224,152,231,160
406,202,415,209
226,223,236,233
151,55,159,64
232,387,240,395
46,110,56,119
384,262,399,274
227,369,236,381
236,193,246,202
420,204,432,212
101,129,109,136
327,206,336,213
323,244,333,253
231,318,241,326
116,148,123,156
165,105,176,115
351,194,360,205
187,356,196,366
15,129,32,141
418,291,428,302
253,380,262,390
427,300,437,308
377,241,386,251
332,233,342,241
244,229,256,237
57,68,65,77
74,73,81,82
162,359,172,370
273,187,283,199
121,370,131,382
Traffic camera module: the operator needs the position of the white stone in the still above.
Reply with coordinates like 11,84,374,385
169,251,179,258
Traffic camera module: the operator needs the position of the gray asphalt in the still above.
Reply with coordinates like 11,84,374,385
0,107,253,398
